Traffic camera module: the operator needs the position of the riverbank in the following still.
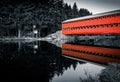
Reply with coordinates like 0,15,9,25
0,37,42,43
43,31,62,47
1,30,120,47
44,30,120,48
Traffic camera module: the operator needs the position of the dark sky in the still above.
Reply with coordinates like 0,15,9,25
64,0,120,14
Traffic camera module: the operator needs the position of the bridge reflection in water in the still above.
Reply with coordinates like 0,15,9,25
62,43,120,64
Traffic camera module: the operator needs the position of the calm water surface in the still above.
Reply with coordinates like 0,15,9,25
0,41,119,82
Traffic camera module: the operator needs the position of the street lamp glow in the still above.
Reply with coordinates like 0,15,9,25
33,30,38,34
33,25,36,28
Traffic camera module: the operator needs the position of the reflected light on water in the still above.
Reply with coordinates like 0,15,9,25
52,63,104,82
52,43,120,82
0,41,119,82
33,45,38,49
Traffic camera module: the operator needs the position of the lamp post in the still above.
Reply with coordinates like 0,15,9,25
34,30,38,38
33,25,38,38
33,25,36,29
33,25,36,38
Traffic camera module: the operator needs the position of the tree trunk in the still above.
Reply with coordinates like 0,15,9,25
18,28,21,38
38,29,41,37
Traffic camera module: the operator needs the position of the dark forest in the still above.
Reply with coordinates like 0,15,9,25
0,0,92,37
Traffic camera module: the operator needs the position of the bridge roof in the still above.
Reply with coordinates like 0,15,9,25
62,9,120,23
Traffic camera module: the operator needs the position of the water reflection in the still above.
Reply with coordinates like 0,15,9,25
0,41,119,82
0,41,84,82
62,43,120,64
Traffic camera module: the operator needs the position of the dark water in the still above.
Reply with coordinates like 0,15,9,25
0,41,119,82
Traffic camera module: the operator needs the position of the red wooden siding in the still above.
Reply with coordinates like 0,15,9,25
62,13,120,34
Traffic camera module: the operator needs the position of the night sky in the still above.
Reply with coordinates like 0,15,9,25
64,0,120,14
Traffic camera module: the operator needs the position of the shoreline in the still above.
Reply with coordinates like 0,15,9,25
1,30,120,47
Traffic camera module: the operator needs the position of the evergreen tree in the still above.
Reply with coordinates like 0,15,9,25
72,2,79,18
11,3,34,38
79,8,92,17
63,3,69,19
67,5,73,19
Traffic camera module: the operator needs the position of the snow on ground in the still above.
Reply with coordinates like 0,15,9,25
44,30,120,48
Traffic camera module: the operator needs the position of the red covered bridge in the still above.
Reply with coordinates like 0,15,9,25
62,10,120,35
